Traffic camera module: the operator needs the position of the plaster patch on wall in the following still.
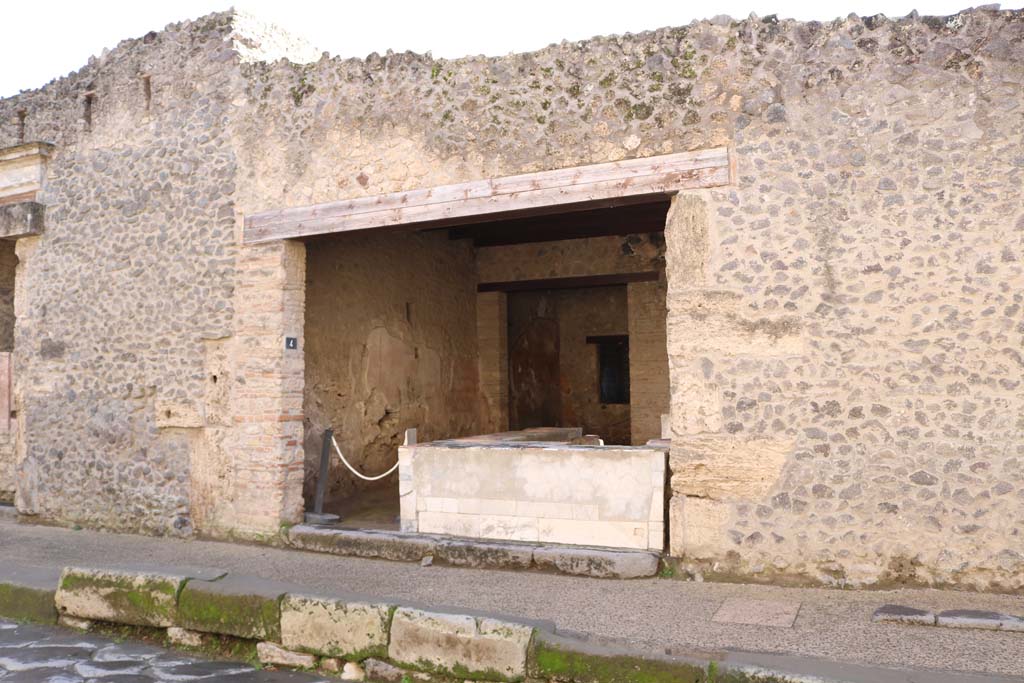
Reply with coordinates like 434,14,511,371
670,435,792,500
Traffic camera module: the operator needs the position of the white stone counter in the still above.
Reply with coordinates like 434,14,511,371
398,437,667,551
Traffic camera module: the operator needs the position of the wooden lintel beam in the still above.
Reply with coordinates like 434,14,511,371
244,147,732,244
477,271,660,293
447,200,671,247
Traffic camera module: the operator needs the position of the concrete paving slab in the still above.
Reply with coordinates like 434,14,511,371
712,598,801,627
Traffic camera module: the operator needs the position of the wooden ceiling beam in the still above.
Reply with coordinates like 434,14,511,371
447,200,670,246
477,271,660,293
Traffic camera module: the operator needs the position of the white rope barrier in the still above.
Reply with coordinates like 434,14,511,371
330,434,400,482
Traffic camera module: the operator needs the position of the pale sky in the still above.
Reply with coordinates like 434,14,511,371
2,0,1017,97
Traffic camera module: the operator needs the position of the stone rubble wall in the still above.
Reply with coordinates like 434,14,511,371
228,7,1024,588
0,5,1019,589
0,12,249,534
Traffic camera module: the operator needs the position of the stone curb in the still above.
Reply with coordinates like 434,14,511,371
286,524,660,579
0,562,810,683
55,565,224,628
178,574,298,641
9,563,1015,683
0,561,60,624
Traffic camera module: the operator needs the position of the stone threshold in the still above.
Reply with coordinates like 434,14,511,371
285,524,661,579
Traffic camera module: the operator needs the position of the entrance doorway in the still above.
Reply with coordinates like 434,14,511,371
301,200,671,528
508,285,631,444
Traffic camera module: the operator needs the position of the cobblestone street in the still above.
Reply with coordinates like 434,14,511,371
0,619,322,682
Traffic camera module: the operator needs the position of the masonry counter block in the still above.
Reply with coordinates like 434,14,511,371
399,429,667,551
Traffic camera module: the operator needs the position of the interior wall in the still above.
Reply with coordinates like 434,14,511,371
303,230,482,505
507,286,631,445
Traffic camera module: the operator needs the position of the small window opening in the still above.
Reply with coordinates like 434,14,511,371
141,75,152,111
587,335,630,404
16,110,27,143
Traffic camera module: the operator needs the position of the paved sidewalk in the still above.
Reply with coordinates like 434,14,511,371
1,517,1022,680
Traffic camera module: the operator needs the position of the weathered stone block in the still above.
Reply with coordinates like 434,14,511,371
178,574,294,640
55,566,218,627
0,202,43,240
58,615,93,631
167,626,204,647
287,525,437,562
363,658,406,682
388,607,534,682
871,604,936,626
936,609,1024,632
280,593,392,659
434,539,533,570
532,546,659,579
257,641,316,668
668,495,730,559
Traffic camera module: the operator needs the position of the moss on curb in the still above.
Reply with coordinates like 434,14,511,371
528,638,795,683
177,582,283,641
529,639,706,683
0,583,58,624
58,570,180,626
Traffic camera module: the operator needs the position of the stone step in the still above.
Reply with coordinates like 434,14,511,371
284,524,660,579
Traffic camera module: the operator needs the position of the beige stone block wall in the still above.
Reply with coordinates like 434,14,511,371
627,280,669,444
400,442,666,550
476,291,508,434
